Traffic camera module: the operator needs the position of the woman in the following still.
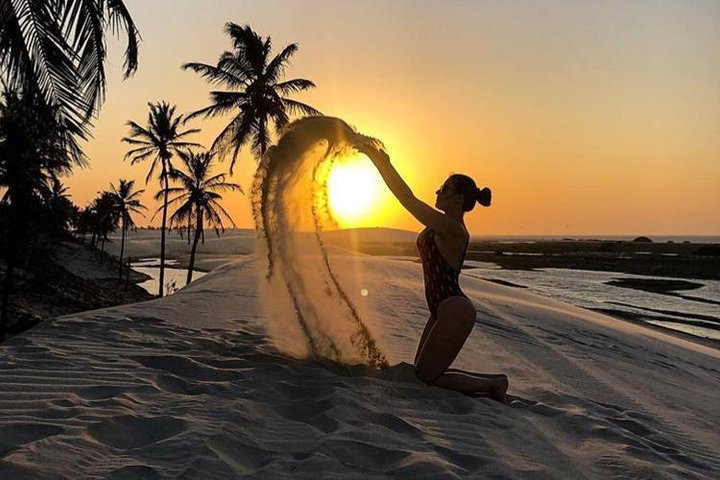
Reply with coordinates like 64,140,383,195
356,142,508,403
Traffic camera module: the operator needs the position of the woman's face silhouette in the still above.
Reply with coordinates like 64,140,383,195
434,178,461,212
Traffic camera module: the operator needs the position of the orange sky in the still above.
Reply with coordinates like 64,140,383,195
66,0,720,236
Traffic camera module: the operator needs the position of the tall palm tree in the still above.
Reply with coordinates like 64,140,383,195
183,23,321,170
110,179,146,275
122,102,200,296
0,0,140,139
162,151,240,284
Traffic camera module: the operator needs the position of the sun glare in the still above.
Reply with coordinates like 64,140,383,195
326,155,383,226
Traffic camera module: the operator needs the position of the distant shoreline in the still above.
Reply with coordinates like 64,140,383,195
350,238,720,281
129,227,720,244
347,236,720,349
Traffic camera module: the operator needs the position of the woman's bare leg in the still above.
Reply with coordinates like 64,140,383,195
414,315,436,365
446,368,508,380
415,297,508,403
432,372,508,403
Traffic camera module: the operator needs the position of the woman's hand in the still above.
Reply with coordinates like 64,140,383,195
356,141,390,165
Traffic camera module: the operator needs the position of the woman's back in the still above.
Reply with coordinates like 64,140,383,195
417,227,469,317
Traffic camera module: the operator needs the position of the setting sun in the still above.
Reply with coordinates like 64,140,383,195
326,155,383,226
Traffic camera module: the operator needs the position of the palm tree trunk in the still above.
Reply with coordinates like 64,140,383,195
0,212,16,342
187,213,191,245
0,255,13,342
119,221,126,281
0,182,20,342
125,257,131,290
159,165,169,297
259,117,268,156
187,209,203,285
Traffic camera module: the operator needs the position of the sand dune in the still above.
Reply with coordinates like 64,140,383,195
1,249,718,478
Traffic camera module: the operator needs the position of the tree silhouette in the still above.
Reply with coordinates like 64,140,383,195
122,102,201,297
0,0,140,139
39,176,78,236
110,179,146,275
90,190,119,253
0,89,84,340
183,23,321,171
163,150,240,284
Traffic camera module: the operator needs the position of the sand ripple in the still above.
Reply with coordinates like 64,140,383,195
0,256,718,478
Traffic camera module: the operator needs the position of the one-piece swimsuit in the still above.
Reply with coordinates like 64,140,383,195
416,228,469,318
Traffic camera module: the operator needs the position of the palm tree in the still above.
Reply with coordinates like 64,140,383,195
0,89,83,340
40,177,77,236
0,0,140,140
122,102,201,296
90,191,119,253
163,151,240,284
110,179,146,276
41,176,70,205
183,23,321,170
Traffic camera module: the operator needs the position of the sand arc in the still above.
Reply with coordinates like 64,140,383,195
251,116,387,367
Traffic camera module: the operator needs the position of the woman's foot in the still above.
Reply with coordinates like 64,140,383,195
488,376,509,404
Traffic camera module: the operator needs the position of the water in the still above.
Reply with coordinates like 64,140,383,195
463,262,720,341
470,236,720,244
132,258,207,296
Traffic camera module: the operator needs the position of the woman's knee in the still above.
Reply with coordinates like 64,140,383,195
415,363,440,385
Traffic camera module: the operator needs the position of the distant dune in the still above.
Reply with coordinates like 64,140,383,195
106,227,419,271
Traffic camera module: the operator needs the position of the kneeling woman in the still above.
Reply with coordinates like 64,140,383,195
357,142,508,403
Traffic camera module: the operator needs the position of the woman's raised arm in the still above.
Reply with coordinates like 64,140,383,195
356,143,463,236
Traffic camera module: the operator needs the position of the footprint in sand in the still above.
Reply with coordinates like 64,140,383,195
131,355,241,382
77,386,128,401
151,372,213,396
107,465,161,480
0,424,64,456
88,415,186,449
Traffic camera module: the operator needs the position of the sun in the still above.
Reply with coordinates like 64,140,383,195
326,155,383,226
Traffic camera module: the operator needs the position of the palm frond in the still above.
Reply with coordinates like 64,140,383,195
207,198,237,227
225,23,267,77
127,149,156,165
1,0,140,141
106,0,140,78
275,78,316,95
186,91,247,120
181,61,248,88
281,98,322,117
143,157,159,184
265,43,299,82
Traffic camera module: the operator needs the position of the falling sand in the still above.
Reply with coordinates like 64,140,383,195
251,116,387,367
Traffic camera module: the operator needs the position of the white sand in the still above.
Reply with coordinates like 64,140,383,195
1,230,719,478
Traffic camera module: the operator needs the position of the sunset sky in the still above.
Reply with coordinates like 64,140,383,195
66,0,720,236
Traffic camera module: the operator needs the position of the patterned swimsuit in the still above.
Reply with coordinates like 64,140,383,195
417,228,469,317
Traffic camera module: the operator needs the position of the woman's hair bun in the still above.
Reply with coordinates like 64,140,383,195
477,187,492,207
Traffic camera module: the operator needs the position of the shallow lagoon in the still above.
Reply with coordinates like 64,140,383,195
131,258,207,296
464,261,720,341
